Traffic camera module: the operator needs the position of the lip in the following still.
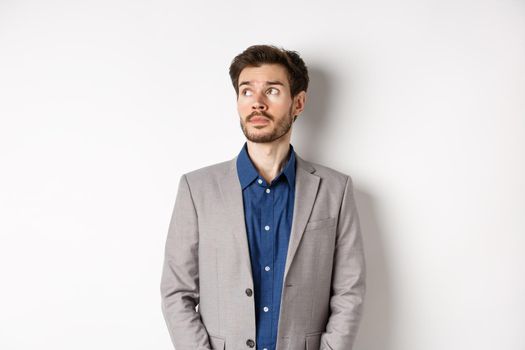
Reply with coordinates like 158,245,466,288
250,116,270,124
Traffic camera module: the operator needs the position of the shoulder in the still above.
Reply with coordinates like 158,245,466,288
298,155,353,189
180,157,235,187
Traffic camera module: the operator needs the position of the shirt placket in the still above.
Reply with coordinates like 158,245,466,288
258,176,275,349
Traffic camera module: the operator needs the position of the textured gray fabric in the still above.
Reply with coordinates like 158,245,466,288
160,152,366,350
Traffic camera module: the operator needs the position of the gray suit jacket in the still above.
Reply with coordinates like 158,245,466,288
160,151,366,350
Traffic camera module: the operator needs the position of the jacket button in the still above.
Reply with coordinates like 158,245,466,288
246,339,255,347
245,288,253,296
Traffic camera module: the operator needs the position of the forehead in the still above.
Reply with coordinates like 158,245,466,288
238,64,289,88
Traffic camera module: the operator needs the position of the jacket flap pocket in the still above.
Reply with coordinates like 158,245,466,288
209,335,225,350
305,331,322,350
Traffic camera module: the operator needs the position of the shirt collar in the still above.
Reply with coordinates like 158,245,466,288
236,141,296,190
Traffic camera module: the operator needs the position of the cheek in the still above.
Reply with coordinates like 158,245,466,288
270,100,291,112
237,99,252,110
236,106,247,118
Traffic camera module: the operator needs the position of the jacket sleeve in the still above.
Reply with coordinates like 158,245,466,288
160,174,212,350
320,175,367,350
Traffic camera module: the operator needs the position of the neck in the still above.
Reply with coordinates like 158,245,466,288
246,138,291,184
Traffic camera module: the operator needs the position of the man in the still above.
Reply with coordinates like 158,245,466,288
160,44,366,350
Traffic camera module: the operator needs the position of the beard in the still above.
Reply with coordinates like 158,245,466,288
239,104,295,143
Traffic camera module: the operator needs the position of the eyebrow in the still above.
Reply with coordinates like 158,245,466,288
238,80,285,88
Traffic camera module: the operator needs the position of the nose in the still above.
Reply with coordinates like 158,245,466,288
251,92,267,111
252,103,266,112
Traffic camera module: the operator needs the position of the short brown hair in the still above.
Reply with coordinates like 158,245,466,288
229,44,309,98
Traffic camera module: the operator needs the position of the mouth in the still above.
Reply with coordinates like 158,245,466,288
249,116,270,124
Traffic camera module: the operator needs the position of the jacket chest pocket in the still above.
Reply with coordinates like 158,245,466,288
304,216,337,231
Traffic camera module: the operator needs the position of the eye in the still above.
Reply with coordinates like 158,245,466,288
241,89,253,96
267,87,279,95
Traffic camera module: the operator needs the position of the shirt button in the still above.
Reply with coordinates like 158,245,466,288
264,225,270,231
265,188,270,193
245,288,253,296
263,348,268,350
263,306,269,312
257,179,263,184
264,266,270,271
246,339,255,347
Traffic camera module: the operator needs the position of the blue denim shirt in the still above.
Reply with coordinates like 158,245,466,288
236,141,296,350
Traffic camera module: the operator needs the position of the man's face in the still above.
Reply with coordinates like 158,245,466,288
237,64,304,143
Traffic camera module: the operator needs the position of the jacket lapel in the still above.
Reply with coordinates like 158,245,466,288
219,156,254,283
218,151,320,285
283,153,319,282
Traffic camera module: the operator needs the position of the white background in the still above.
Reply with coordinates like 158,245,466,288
1,0,524,349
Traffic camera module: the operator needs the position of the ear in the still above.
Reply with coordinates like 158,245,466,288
293,91,307,115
